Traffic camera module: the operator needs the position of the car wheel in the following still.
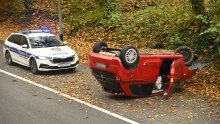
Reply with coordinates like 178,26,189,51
175,46,195,65
119,46,140,70
30,58,39,74
149,42,165,49
5,51,13,65
93,41,108,53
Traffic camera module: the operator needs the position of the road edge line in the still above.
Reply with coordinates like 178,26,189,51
0,69,140,124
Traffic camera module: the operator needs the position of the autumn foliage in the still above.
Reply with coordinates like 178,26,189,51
0,0,219,99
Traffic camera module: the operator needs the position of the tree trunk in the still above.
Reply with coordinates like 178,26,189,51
190,0,208,33
190,0,205,15
23,0,35,18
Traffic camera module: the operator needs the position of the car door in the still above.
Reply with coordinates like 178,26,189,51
18,35,30,66
6,34,21,63
170,58,183,83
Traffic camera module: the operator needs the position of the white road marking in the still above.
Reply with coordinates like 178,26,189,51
0,69,140,124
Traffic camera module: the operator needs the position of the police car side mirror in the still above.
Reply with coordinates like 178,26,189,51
63,41,68,45
21,44,28,48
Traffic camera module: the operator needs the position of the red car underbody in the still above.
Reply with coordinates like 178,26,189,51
89,52,197,98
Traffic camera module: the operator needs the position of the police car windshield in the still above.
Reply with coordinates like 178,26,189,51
29,36,64,48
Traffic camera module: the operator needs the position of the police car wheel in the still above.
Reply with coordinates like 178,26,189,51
5,51,13,65
30,58,39,74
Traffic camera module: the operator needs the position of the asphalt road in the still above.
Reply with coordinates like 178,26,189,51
0,70,129,124
0,41,219,124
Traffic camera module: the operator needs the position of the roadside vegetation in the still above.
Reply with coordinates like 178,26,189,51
0,0,219,99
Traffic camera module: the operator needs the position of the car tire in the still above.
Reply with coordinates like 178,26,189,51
30,58,39,74
119,46,140,70
93,41,108,53
175,46,195,65
5,51,14,65
149,42,165,49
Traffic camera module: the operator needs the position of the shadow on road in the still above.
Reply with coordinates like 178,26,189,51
9,63,78,76
108,95,146,101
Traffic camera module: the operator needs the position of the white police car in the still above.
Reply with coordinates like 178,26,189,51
3,30,79,74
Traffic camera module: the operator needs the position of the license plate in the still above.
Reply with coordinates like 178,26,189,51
96,62,107,69
58,63,70,67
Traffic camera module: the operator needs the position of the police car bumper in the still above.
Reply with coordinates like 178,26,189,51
37,58,79,71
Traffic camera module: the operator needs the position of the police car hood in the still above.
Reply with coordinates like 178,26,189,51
31,46,76,58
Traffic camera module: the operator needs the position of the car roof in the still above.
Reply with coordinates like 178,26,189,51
11,32,55,37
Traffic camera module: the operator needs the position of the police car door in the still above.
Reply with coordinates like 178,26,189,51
6,34,21,63
18,35,30,66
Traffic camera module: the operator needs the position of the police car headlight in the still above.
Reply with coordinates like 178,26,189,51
73,54,79,59
38,56,52,60
72,54,76,58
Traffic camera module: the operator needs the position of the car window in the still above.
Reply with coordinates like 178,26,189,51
8,35,21,45
8,35,15,42
20,35,29,48
29,36,64,48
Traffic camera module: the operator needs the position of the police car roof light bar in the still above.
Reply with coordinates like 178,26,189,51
21,29,50,34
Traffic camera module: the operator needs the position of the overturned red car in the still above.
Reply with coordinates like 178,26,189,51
89,41,209,98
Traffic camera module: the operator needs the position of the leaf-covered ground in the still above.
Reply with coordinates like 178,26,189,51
0,54,219,123
0,20,219,100
0,21,219,122
0,0,219,122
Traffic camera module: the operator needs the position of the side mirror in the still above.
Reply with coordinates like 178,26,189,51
63,41,68,45
21,44,28,48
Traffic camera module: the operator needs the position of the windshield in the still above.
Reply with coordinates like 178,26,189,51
29,36,64,48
